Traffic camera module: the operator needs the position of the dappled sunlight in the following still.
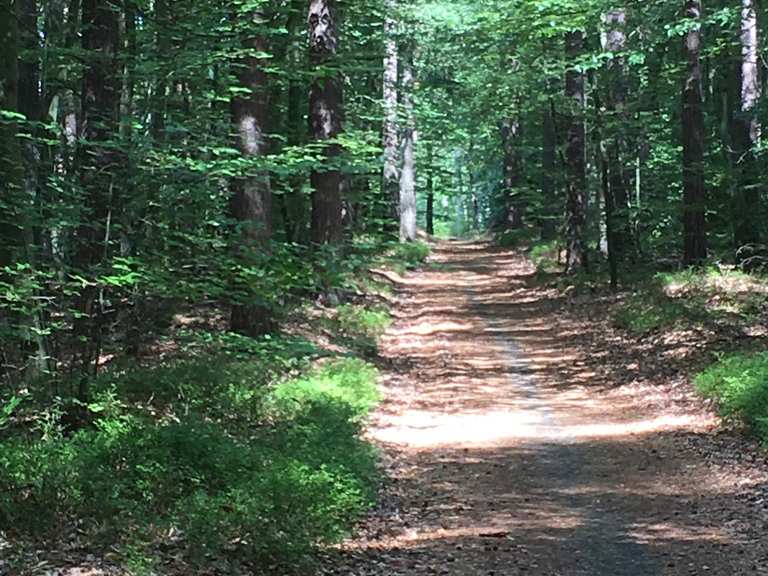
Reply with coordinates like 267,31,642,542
374,408,700,449
327,241,768,575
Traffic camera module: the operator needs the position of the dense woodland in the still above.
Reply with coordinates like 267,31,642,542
1,0,767,573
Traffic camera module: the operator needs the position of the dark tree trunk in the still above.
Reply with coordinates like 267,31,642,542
73,0,121,385
0,0,24,268
308,0,344,245
541,96,557,239
426,143,435,236
564,30,588,272
682,0,707,265
500,113,524,229
229,6,273,336
731,0,762,256
399,43,417,242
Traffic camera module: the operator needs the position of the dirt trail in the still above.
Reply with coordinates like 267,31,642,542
323,240,768,576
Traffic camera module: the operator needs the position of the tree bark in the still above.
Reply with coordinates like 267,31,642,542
229,5,273,336
603,8,632,260
399,44,417,242
500,113,524,229
682,0,707,265
731,0,762,255
382,0,399,228
426,142,434,236
0,0,24,268
564,30,588,272
74,0,121,383
308,0,344,245
541,96,557,239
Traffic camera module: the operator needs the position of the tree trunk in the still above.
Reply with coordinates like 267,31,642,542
500,114,524,229
603,8,632,260
682,0,707,265
74,0,121,385
399,45,417,242
541,96,557,239
283,0,308,244
382,0,399,229
0,0,24,268
426,142,434,236
229,6,273,336
308,0,344,245
564,30,588,272
731,0,762,256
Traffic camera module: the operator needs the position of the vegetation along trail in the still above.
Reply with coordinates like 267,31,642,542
324,240,768,576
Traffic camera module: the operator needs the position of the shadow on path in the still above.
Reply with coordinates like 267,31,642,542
320,240,768,576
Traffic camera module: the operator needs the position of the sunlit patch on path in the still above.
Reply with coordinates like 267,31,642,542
321,240,768,576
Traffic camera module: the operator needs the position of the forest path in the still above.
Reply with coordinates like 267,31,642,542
322,240,768,576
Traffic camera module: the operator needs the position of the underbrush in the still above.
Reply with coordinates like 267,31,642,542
529,240,561,273
613,266,768,334
383,240,431,274
696,352,768,444
0,355,380,574
335,304,392,356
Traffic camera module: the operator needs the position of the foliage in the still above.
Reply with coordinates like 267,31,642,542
389,240,431,269
0,358,380,572
334,304,393,356
530,240,561,273
613,268,768,333
696,352,768,443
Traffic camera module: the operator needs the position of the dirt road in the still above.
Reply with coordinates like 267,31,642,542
322,240,768,576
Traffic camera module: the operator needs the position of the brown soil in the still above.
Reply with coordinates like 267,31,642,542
321,240,768,576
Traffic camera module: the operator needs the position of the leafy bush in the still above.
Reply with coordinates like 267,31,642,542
613,293,691,333
271,358,380,421
497,228,537,248
335,304,392,355
529,240,561,273
0,358,380,573
695,352,768,443
389,241,430,269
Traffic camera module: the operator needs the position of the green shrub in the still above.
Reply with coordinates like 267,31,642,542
695,352,768,443
0,358,380,572
388,241,430,270
613,294,691,333
497,228,538,248
529,240,560,273
271,358,380,421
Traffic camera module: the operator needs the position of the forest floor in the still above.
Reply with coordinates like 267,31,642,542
320,239,768,576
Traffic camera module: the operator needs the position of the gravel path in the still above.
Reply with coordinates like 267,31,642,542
321,240,768,576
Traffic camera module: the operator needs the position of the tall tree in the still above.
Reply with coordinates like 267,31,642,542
308,0,344,244
681,0,707,265
399,42,417,242
731,0,762,255
602,8,631,262
73,0,121,382
229,3,273,336
541,95,557,239
382,0,399,228
564,30,588,272
0,0,24,268
500,113,523,229
426,142,435,235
